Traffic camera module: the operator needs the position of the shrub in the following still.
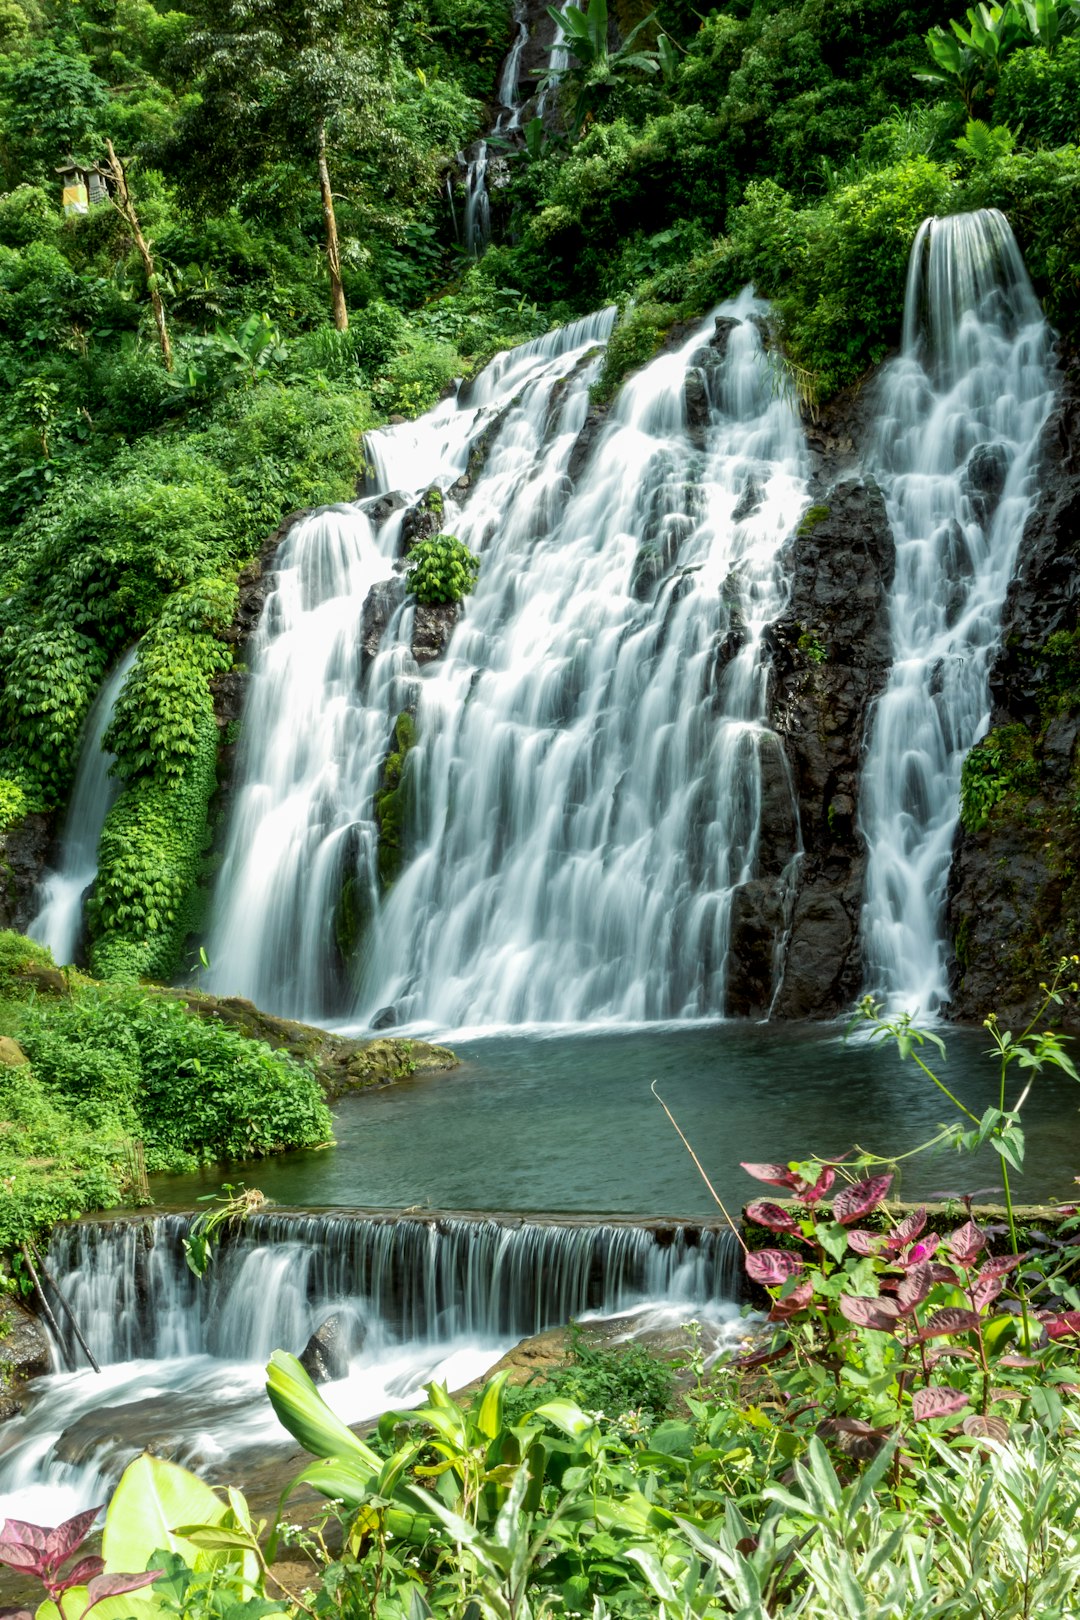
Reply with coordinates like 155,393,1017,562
405,533,479,605
997,37,1080,146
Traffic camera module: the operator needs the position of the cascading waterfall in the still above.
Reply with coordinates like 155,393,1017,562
27,645,138,965
206,311,618,1017
461,0,528,255
0,1212,741,1518
359,294,809,1028
860,209,1055,1014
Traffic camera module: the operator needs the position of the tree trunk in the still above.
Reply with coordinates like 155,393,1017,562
103,139,173,372
317,123,348,333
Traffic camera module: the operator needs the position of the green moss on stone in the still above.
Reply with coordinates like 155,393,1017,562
797,504,830,536
375,711,418,890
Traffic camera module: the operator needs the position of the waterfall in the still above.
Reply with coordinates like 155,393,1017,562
0,1212,741,1519
27,646,138,965
359,294,809,1028
860,209,1055,1015
460,0,528,255
206,312,617,1018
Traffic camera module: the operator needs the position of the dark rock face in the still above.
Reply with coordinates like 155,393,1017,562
946,346,1080,1025
298,1312,363,1384
362,576,407,664
762,472,896,1019
0,813,51,933
412,602,460,665
0,1300,51,1422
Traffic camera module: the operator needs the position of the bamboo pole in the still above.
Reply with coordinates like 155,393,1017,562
20,1242,70,1371
28,1239,101,1373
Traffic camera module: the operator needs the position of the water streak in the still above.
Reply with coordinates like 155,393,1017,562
27,647,138,965
860,209,1055,1014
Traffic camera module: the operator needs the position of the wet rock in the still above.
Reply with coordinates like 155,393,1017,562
766,473,896,1019
371,1005,397,1031
684,368,709,441
361,491,407,528
726,880,785,1018
567,403,607,484
361,576,407,664
964,442,1009,528
400,487,445,558
170,987,460,1101
0,1300,51,1422
299,1312,361,1384
0,813,51,933
947,345,1080,1026
412,601,460,665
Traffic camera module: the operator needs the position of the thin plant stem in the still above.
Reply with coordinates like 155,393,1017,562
651,1081,747,1253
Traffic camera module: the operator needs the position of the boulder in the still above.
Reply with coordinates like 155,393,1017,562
298,1312,361,1384
0,1300,51,1422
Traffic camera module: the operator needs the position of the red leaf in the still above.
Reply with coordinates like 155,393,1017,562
838,1293,901,1333
930,1263,963,1284
887,1208,928,1252
998,1353,1040,1368
57,1558,105,1591
897,1261,933,1315
978,1253,1025,1280
745,1200,801,1235
920,1308,982,1339
898,1239,937,1268
948,1221,987,1265
741,1162,799,1189
43,1510,102,1573
962,1414,1009,1442
0,1544,43,1575
84,1571,163,1616
729,1343,793,1371
925,1345,976,1365
847,1228,886,1257
912,1386,970,1422
0,1525,47,1554
970,1276,1003,1312
769,1278,815,1321
1044,1313,1080,1340
833,1174,894,1226
816,1416,890,1459
745,1249,804,1286
796,1167,836,1206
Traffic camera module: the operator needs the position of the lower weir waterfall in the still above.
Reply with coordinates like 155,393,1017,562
0,1213,740,1517
860,209,1055,1013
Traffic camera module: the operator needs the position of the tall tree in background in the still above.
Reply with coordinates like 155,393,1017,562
174,0,389,330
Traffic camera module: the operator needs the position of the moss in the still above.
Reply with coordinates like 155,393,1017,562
591,302,681,405
959,724,1038,835
797,504,830,536
375,711,418,890
797,628,827,664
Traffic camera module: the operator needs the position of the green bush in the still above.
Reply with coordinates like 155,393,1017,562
593,300,679,402
957,145,1080,340
997,38,1080,146
959,723,1038,831
406,533,479,605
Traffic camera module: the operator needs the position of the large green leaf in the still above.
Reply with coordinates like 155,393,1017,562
102,1455,227,1575
265,1350,382,1469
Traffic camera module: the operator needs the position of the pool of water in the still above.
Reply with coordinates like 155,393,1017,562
151,1022,1080,1214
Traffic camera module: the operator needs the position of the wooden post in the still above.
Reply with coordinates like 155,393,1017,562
101,139,173,372
317,122,348,333
28,1239,102,1373
20,1242,70,1372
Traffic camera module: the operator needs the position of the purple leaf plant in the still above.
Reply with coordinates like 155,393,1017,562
0,1511,161,1620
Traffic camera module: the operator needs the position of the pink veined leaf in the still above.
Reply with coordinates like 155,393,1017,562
948,1221,987,1265
0,1522,48,1555
998,1353,1040,1368
898,1239,937,1268
745,1249,805,1286
744,1200,801,1235
911,1386,970,1422
768,1278,815,1321
970,1276,1003,1312
838,1294,901,1333
920,1307,982,1340
83,1570,164,1617
930,1263,962,1285
43,1509,102,1572
833,1174,894,1227
897,1261,933,1315
978,1253,1026,1280
57,1557,106,1591
0,1543,43,1575
1044,1312,1080,1340
847,1229,886,1257
962,1414,1009,1443
796,1166,836,1205
887,1207,928,1253
741,1162,800,1189
925,1346,977,1365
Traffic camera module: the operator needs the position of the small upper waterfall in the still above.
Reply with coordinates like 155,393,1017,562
0,1211,741,1519
860,209,1055,1014
360,295,808,1028
460,0,528,255
27,645,138,965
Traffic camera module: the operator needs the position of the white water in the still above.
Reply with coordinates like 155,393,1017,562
0,1213,741,1518
359,295,808,1027
27,646,138,965
461,0,529,255
860,210,1055,1014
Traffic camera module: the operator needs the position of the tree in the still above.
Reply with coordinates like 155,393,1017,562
172,0,389,331
98,139,173,369
540,0,661,134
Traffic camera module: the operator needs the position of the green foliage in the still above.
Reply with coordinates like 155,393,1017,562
960,722,1038,831
955,116,1017,157
501,1326,674,1426
375,710,417,889
592,300,676,401
997,34,1080,143
405,532,479,604
0,776,26,830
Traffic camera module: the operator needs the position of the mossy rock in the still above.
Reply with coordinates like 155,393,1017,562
340,1037,459,1091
